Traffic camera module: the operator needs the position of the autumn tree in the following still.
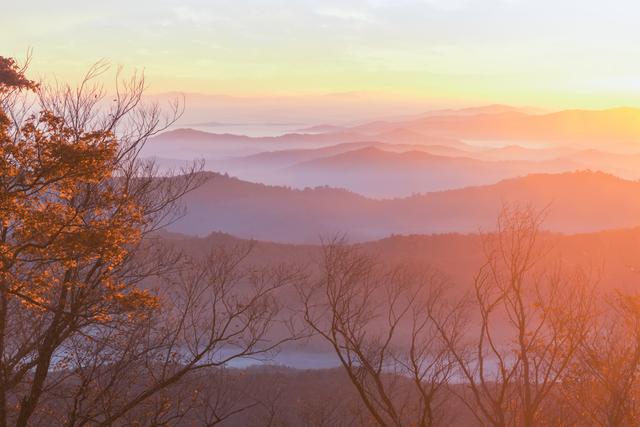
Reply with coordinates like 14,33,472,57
0,56,300,426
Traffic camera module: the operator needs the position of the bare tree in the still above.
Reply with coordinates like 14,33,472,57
432,205,594,427
300,238,461,427
557,291,640,426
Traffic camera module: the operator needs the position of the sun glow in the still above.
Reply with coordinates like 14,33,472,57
4,0,640,110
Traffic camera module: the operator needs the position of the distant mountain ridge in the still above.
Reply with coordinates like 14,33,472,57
146,106,640,199
275,146,577,197
215,140,640,197
350,107,640,150
154,106,640,153
171,170,640,243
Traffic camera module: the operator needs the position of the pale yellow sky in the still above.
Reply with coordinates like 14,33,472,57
3,0,640,110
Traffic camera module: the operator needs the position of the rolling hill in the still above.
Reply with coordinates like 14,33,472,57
219,141,476,173
170,170,640,242
145,127,466,160
162,225,640,296
281,147,577,197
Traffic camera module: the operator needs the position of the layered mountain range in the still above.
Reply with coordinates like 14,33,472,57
147,106,640,197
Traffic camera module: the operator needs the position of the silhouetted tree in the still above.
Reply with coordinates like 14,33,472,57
558,291,640,426
432,206,594,427
300,238,461,427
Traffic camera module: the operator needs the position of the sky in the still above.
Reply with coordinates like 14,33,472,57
3,0,640,110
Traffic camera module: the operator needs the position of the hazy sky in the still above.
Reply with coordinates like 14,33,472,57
3,0,640,108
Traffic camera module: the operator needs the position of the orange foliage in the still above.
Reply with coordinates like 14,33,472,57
0,57,155,318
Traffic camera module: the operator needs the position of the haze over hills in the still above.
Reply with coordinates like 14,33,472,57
350,107,640,151
219,140,640,192
421,104,545,117
280,147,577,197
147,126,464,157
224,141,475,168
169,170,640,243
144,106,640,198
152,105,640,154
215,142,580,197
293,105,539,133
